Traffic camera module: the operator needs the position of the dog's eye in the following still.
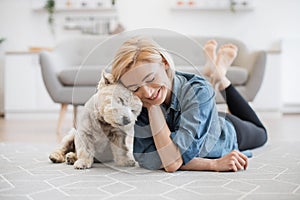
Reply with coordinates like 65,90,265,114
118,98,124,105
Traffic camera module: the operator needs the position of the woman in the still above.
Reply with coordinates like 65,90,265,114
111,36,267,172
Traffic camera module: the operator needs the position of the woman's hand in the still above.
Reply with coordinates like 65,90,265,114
213,150,248,172
143,101,153,110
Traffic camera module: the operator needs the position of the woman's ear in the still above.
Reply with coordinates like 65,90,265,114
162,58,169,70
164,63,170,70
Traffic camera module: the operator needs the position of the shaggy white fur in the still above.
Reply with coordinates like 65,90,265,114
49,72,142,169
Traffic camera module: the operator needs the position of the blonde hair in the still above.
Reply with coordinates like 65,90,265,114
111,36,175,82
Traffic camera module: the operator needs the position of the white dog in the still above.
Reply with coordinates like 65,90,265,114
49,72,142,169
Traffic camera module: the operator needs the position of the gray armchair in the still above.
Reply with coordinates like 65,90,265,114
39,35,266,133
39,36,108,133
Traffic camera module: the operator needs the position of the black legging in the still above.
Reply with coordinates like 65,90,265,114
220,84,268,151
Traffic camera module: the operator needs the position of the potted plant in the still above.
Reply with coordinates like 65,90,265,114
44,0,56,34
229,0,236,12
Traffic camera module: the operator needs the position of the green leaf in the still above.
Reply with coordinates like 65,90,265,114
44,0,55,14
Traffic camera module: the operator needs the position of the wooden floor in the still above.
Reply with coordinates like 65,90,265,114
0,111,300,144
0,113,74,144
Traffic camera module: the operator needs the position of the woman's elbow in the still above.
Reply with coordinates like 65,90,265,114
164,159,182,173
164,166,179,173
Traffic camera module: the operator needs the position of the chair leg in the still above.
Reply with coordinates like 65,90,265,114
73,105,78,129
57,103,68,135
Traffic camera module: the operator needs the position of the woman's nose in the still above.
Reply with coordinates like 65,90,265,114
139,85,154,98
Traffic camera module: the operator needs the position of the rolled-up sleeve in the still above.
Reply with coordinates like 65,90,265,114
170,80,221,165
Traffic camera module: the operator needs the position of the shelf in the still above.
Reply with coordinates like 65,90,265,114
33,7,117,13
171,5,254,11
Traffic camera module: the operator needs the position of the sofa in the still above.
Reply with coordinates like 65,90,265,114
40,33,266,132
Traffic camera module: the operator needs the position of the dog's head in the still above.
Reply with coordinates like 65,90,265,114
95,71,142,130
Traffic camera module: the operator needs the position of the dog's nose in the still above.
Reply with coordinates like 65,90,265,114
122,116,131,125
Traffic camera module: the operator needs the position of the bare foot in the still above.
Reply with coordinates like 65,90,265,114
216,44,238,76
211,44,238,90
202,40,218,77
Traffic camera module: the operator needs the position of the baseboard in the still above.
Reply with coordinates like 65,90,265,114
281,104,300,114
4,111,73,120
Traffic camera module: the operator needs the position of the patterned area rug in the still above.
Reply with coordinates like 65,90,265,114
0,142,300,200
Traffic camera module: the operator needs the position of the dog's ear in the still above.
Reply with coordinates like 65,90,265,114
98,71,114,89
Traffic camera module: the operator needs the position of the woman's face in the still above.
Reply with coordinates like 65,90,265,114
120,62,172,107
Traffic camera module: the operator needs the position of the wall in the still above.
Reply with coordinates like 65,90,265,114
1,0,300,51
0,0,300,112
281,38,300,113
0,42,5,116
117,0,300,51
0,0,54,50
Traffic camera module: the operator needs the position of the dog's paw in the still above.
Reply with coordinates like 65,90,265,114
116,159,136,167
49,151,65,163
65,152,77,165
73,159,92,169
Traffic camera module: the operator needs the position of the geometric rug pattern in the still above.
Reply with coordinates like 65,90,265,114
1,142,300,200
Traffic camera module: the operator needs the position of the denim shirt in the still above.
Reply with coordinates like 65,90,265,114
133,71,249,170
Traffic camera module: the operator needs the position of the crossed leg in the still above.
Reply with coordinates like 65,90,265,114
202,40,267,150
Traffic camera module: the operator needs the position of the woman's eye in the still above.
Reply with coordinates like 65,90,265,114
128,86,140,92
145,76,155,83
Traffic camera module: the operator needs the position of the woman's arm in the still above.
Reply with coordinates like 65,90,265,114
148,105,183,172
147,105,248,172
180,150,248,172
148,104,248,172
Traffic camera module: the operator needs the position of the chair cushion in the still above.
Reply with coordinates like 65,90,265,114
58,65,248,87
176,65,248,85
58,66,104,86
226,66,249,85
